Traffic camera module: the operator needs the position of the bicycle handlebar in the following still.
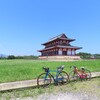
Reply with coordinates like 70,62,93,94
57,65,64,71
70,66,86,71
42,65,65,72
70,66,77,69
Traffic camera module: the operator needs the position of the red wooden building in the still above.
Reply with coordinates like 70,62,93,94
38,33,82,60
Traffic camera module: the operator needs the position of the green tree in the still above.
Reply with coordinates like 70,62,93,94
93,54,100,59
77,52,91,59
7,55,15,59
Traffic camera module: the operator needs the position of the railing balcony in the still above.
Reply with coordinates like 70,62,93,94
45,43,70,48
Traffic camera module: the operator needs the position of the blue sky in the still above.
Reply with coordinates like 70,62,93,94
0,0,100,56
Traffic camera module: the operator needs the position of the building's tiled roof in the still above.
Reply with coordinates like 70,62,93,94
49,33,67,41
38,45,82,52
42,33,75,45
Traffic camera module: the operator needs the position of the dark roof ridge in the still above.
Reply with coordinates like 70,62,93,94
49,33,67,41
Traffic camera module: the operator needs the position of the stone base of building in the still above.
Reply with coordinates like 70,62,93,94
38,56,81,61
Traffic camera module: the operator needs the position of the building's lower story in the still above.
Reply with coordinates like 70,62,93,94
40,48,77,56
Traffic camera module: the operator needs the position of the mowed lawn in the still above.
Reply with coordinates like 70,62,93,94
0,59,100,83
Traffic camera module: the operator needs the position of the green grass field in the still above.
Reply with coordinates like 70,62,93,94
0,59,100,83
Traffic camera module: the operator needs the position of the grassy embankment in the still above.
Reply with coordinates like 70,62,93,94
0,59,100,83
0,78,100,99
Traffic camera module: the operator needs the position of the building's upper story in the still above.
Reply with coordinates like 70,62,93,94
42,33,75,48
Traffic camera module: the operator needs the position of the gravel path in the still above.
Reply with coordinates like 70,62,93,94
10,91,99,100
36,92,99,100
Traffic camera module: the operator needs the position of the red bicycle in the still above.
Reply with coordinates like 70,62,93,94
69,66,91,81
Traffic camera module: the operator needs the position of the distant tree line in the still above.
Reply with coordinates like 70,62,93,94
0,52,100,59
77,52,100,59
0,55,38,60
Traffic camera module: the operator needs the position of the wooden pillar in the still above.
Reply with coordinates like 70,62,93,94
66,49,67,55
71,49,73,56
71,49,72,56
74,50,76,55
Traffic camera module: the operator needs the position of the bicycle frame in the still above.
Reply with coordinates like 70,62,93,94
44,69,64,83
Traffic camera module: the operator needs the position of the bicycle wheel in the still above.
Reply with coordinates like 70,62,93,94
69,71,79,81
57,71,69,85
37,73,52,88
83,69,91,80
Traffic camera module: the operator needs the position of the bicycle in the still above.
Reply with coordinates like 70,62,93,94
37,65,69,88
69,66,91,81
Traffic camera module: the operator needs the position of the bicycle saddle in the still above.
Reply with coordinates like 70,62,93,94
43,67,49,72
